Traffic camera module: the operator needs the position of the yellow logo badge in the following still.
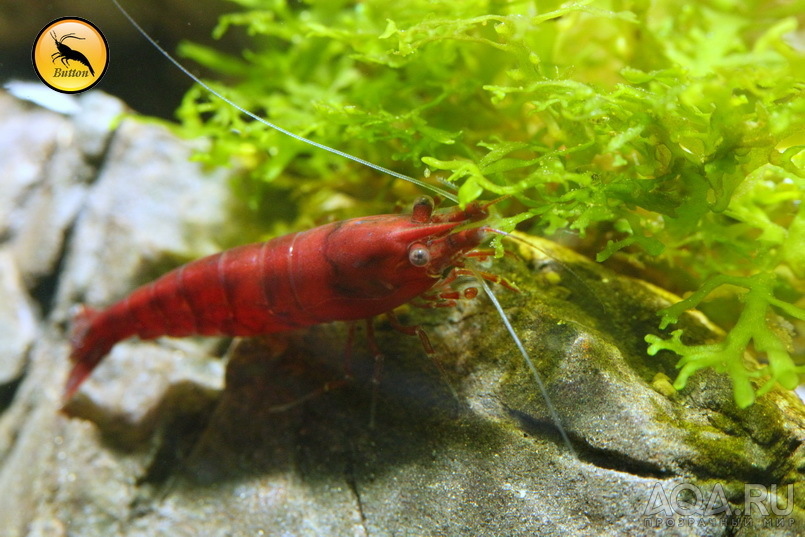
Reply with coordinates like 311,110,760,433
32,17,109,94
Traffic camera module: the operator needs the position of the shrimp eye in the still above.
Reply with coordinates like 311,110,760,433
408,244,431,267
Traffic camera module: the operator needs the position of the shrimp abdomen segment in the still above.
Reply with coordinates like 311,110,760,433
66,234,307,400
119,235,312,341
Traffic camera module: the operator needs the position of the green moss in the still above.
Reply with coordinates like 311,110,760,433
175,0,805,405
647,273,805,407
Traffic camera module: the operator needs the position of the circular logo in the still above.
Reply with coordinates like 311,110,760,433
32,17,109,94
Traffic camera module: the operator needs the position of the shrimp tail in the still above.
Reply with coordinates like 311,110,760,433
65,306,116,401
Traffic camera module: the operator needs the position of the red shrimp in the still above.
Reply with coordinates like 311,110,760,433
102,0,574,454
65,196,495,400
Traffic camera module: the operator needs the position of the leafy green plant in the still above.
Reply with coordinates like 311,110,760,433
175,0,805,406
646,273,805,407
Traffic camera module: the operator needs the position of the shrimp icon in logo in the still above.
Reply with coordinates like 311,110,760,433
33,17,108,94
50,31,95,76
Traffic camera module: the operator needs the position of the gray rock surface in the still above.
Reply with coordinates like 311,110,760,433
0,87,803,537
0,250,37,384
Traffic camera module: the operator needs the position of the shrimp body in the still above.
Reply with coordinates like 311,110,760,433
65,198,489,400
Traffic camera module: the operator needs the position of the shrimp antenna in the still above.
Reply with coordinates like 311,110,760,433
474,274,576,457
109,0,458,203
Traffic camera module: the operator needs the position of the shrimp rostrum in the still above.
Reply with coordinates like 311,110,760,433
65,196,503,401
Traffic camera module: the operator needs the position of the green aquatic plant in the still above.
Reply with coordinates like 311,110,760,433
646,273,805,408
175,0,805,406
